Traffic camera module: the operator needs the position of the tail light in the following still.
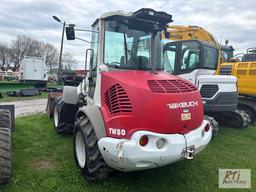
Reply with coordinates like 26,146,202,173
139,135,149,146
204,123,210,132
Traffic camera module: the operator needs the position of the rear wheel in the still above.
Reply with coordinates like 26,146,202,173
73,116,112,181
53,98,64,133
0,110,12,184
47,95,55,119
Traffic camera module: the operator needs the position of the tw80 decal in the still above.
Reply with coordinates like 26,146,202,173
167,101,198,109
109,128,126,136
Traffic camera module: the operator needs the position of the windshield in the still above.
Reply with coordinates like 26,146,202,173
163,41,218,73
163,41,200,73
104,19,161,70
203,46,218,70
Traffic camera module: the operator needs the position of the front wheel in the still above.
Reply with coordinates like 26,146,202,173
73,116,113,181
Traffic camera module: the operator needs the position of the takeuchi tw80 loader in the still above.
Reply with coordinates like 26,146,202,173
47,8,212,181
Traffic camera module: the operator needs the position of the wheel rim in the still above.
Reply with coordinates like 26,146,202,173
53,106,59,128
75,131,86,168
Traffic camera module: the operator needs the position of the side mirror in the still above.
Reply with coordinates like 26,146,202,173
66,26,75,40
85,48,94,77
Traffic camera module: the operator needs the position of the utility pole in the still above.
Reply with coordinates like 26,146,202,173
52,16,65,83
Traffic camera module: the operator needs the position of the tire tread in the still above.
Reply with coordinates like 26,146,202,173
74,116,112,181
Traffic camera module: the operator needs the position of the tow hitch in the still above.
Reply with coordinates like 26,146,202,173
182,145,195,160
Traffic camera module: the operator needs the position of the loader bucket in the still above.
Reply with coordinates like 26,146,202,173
46,92,63,118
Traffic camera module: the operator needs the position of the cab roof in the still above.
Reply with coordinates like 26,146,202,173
91,8,173,29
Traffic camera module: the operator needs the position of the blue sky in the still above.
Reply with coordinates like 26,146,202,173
0,0,255,69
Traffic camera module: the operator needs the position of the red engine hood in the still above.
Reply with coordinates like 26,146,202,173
100,70,204,139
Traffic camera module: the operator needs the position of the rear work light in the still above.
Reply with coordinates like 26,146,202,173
139,135,149,146
156,138,166,149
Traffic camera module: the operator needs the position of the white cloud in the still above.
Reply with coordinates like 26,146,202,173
0,0,256,68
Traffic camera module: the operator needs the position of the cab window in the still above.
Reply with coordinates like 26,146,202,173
163,45,176,73
203,46,218,70
180,42,200,71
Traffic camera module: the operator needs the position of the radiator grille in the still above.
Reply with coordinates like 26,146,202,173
237,70,247,75
105,84,132,115
148,79,197,93
200,85,219,98
251,63,256,68
238,63,249,68
249,70,256,75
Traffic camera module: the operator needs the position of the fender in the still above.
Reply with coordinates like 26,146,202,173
75,105,106,139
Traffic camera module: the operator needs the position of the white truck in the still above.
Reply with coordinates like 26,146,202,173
19,56,48,87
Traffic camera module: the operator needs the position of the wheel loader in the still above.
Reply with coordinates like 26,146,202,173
162,25,250,129
219,47,256,124
47,8,212,181
0,105,14,184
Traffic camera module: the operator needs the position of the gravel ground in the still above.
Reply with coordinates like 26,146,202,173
1,98,47,117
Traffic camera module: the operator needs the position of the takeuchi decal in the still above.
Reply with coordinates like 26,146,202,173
167,101,198,109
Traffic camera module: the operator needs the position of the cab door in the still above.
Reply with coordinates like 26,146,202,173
87,24,99,99
163,40,201,84
178,47,200,84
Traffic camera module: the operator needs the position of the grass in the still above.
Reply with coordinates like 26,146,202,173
0,114,255,192
47,82,62,87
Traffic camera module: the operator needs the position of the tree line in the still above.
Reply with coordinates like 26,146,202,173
0,35,76,72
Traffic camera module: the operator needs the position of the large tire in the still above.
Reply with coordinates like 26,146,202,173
46,93,64,119
0,109,12,184
73,116,112,181
53,97,65,133
0,110,10,129
46,94,55,119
